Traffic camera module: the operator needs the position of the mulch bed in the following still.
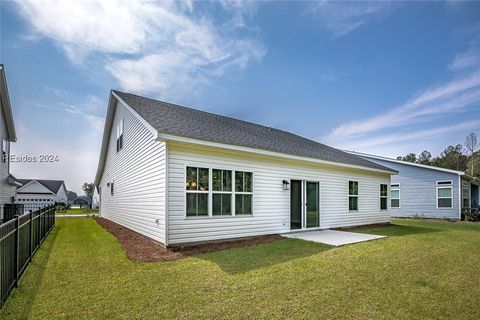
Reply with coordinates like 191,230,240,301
94,217,282,262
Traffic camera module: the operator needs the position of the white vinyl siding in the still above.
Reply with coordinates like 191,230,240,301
167,142,390,245
99,101,166,244
0,102,15,219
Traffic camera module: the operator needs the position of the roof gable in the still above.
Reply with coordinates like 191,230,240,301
17,179,65,194
17,180,54,194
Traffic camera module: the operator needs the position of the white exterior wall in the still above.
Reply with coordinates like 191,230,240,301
92,187,99,209
54,183,68,203
167,142,391,245
0,102,15,219
16,193,55,206
98,101,166,244
365,157,461,219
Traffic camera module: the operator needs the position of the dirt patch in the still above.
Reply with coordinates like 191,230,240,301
95,217,282,262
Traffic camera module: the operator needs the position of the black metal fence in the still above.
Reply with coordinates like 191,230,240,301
2,204,55,224
0,205,55,308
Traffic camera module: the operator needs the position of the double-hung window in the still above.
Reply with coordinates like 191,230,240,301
436,181,453,208
2,140,7,163
116,119,124,152
462,181,470,208
235,171,253,215
380,184,388,210
391,184,400,208
186,166,209,216
212,169,232,216
349,181,358,211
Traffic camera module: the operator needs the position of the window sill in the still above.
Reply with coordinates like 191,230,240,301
185,214,254,220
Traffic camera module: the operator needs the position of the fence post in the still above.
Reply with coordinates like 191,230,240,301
29,212,33,261
37,208,41,248
14,215,20,288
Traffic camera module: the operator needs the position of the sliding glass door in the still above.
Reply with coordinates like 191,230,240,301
306,182,320,228
290,180,302,230
290,180,320,230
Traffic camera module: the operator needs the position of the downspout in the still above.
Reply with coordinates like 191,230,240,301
458,175,462,220
164,141,169,247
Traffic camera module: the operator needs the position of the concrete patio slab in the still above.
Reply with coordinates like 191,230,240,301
282,230,385,246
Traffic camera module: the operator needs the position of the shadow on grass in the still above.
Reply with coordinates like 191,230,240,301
0,225,59,319
197,238,330,275
351,224,444,237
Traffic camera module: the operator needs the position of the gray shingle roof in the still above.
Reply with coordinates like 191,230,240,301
115,91,396,173
18,179,65,194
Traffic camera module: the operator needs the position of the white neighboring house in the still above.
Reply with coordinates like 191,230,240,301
95,91,397,246
15,179,68,207
0,65,18,221
348,151,480,220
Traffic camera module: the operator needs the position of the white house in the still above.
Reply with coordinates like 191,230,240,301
0,65,18,221
95,91,397,246
15,179,68,207
91,187,99,209
349,151,480,220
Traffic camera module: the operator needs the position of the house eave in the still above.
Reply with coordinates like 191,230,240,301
346,150,465,175
0,65,17,142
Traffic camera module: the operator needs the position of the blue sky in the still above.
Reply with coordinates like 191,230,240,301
1,1,480,193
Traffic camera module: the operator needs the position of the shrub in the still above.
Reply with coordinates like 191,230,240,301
463,209,480,222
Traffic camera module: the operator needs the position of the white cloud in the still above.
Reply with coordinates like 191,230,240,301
63,103,105,130
15,0,265,96
341,119,480,150
449,35,480,71
309,1,396,36
327,71,480,141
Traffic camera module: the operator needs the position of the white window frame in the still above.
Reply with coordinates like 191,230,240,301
185,166,210,217
391,184,400,208
184,165,254,218
436,180,453,209
212,169,233,216
116,119,124,152
462,182,470,208
234,170,254,216
2,139,7,163
380,184,388,210
348,181,359,211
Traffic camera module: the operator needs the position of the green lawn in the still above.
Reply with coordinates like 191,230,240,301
2,218,480,319
55,208,98,215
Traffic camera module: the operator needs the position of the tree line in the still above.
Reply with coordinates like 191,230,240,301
397,132,479,177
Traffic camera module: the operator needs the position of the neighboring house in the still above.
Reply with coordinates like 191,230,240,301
95,91,397,246
350,151,480,219
15,179,68,206
0,65,18,221
73,196,91,208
